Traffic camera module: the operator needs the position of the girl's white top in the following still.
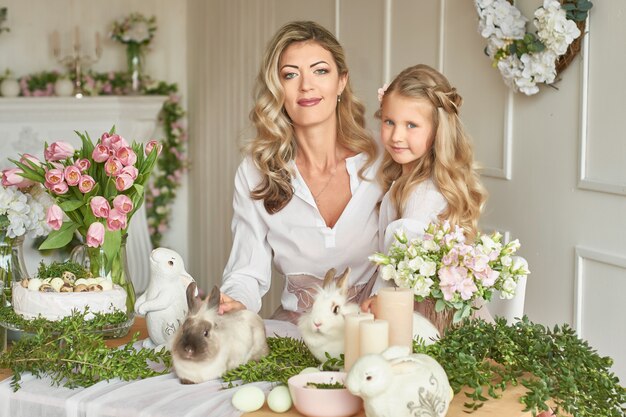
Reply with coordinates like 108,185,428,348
221,153,382,313
373,179,447,293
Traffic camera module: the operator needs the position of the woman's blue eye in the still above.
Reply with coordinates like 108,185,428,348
283,72,297,80
314,68,329,75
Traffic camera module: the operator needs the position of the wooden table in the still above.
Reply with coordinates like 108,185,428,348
246,383,536,417
1,319,543,417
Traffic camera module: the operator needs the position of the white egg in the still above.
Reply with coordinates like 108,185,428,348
299,367,320,375
99,280,113,291
267,385,292,413
27,278,42,292
85,278,98,286
75,278,88,286
50,278,64,292
231,385,265,413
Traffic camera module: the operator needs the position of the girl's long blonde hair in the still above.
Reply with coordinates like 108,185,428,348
377,64,487,238
247,21,377,214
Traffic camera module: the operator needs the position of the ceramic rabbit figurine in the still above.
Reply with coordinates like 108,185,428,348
134,247,196,350
346,346,452,417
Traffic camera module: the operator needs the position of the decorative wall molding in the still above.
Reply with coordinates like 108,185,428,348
480,90,513,180
577,15,626,195
383,0,392,82
438,0,446,72
574,246,626,336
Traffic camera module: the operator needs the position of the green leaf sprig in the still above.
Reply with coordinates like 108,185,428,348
221,336,319,387
414,316,626,417
35,260,90,280
305,381,345,389
0,306,172,391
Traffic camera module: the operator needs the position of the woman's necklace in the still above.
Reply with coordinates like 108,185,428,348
312,167,337,205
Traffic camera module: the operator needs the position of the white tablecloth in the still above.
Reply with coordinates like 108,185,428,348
0,320,301,417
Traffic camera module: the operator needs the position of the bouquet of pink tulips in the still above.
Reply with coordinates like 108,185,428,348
9,128,160,309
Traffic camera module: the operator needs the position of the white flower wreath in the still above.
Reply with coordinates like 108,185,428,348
475,0,592,95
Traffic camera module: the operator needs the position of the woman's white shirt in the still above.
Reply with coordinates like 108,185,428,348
221,153,382,313
372,179,447,294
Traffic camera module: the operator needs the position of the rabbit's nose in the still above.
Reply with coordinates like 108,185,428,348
314,321,322,328
184,346,194,357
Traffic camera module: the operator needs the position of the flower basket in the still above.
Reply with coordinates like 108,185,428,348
370,222,530,328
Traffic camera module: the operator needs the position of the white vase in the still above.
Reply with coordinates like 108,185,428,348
0,78,20,97
54,78,74,97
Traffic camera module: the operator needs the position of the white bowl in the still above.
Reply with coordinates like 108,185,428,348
287,371,362,417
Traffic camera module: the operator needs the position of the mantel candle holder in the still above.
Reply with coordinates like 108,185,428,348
52,27,102,98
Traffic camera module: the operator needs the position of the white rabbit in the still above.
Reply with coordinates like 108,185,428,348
171,283,269,384
134,247,195,350
346,346,452,417
298,267,360,363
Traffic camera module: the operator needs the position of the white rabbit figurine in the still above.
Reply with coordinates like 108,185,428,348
134,247,196,350
298,267,360,363
346,346,452,417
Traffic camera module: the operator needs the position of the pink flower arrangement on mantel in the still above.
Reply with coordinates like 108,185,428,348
7,128,161,308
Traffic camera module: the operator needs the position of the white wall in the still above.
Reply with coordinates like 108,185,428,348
188,0,625,382
0,0,189,265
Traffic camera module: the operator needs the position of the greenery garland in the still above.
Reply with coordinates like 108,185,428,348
0,306,172,391
2,69,187,247
222,317,626,416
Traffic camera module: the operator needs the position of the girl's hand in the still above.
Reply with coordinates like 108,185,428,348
218,292,246,315
360,295,378,314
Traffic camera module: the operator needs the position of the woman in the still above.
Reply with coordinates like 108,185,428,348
219,21,381,322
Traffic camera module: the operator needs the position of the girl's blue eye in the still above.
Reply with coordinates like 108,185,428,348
283,72,297,80
383,119,394,126
407,122,417,129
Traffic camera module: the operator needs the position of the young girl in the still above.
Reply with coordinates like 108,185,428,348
364,64,488,317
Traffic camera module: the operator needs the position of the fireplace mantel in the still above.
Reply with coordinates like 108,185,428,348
0,95,167,294
0,96,167,164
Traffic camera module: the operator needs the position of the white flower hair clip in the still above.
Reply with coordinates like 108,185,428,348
377,83,389,102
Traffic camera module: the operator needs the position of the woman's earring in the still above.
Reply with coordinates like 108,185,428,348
337,94,341,103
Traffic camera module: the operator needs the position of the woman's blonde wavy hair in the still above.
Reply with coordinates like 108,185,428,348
247,21,377,214
377,64,487,238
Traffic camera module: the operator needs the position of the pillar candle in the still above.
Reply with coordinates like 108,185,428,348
375,287,414,348
359,319,389,356
344,311,374,372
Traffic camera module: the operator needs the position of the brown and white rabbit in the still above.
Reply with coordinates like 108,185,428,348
171,283,269,384
298,267,360,363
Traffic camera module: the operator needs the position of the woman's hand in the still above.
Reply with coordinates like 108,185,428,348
218,293,246,315
360,295,378,314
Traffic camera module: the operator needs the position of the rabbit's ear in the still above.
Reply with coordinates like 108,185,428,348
207,285,221,310
322,268,337,288
186,282,201,313
336,267,351,292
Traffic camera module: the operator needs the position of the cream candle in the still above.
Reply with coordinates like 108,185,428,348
359,319,389,356
344,311,374,371
375,287,414,348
